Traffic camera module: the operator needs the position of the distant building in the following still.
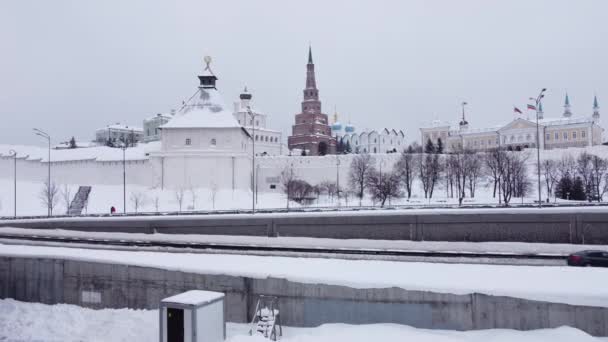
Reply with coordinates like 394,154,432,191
95,123,143,146
143,112,172,142
233,87,282,156
287,47,336,156
341,128,406,154
420,94,603,152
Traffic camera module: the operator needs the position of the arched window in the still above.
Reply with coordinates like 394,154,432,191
210,138,217,146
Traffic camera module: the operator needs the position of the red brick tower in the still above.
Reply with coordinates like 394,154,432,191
287,47,336,155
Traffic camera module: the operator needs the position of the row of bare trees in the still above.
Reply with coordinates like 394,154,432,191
342,147,533,206
541,152,608,202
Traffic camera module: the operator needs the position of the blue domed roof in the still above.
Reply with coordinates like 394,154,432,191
332,122,343,131
344,123,355,133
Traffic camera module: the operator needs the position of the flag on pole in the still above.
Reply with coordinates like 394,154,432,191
527,104,537,111
514,106,522,114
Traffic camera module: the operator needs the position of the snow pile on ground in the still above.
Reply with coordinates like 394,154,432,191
2,244,608,308
0,299,603,342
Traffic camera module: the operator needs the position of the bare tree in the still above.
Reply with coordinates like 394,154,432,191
60,184,72,214
365,168,403,207
39,181,59,215
210,182,218,210
280,165,297,209
540,159,558,202
484,148,506,199
174,188,185,211
557,155,576,179
188,187,198,210
349,154,376,205
395,146,417,199
418,153,442,199
290,179,314,204
576,152,593,201
499,152,529,205
129,191,148,213
153,196,160,212
318,181,338,202
590,155,608,201
465,152,483,198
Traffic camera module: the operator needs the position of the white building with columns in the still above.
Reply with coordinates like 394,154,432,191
420,94,603,152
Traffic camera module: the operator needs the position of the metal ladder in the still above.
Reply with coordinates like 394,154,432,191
249,295,282,341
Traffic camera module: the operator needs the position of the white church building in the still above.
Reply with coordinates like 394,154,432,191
149,58,253,191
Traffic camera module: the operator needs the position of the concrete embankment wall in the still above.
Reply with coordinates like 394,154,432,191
3,210,608,244
1,256,607,336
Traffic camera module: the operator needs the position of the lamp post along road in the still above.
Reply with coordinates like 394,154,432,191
531,89,546,208
247,105,256,213
33,128,51,216
122,145,126,213
9,150,17,217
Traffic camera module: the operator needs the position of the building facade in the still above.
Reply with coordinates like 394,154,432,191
95,124,143,146
420,95,603,152
340,129,406,154
233,87,282,156
143,113,172,142
287,47,336,156
149,58,252,190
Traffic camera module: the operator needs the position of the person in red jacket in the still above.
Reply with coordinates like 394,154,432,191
110,206,116,215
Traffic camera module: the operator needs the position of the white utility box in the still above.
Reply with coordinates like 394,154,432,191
160,290,226,342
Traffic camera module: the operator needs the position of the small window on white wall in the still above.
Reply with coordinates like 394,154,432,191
210,138,217,146
185,138,191,146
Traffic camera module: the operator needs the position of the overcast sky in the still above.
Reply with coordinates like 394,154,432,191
1,0,607,145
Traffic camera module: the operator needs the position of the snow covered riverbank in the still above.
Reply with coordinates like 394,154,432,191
2,243,608,307
0,299,604,342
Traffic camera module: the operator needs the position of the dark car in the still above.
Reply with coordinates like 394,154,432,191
567,250,608,267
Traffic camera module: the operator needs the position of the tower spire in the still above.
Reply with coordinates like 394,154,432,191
308,45,313,64
563,93,572,118
593,94,600,122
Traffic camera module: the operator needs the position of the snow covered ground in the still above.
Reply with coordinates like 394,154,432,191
2,243,608,307
0,178,292,217
0,299,605,342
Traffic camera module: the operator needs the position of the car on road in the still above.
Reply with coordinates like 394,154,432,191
567,250,608,267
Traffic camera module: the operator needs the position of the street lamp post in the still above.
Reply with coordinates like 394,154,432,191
33,128,51,216
336,156,341,207
247,106,256,213
531,89,547,208
121,144,126,213
9,150,17,217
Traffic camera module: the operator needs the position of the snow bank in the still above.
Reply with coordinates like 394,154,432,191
2,244,608,308
0,299,602,342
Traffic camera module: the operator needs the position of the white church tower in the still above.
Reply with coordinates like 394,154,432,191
150,57,253,191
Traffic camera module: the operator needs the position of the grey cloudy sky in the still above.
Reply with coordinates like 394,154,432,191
1,0,607,145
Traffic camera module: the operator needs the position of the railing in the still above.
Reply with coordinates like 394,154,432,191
2,200,608,221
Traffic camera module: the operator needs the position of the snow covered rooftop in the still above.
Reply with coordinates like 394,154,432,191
96,124,143,132
539,116,594,126
162,88,242,129
162,290,224,306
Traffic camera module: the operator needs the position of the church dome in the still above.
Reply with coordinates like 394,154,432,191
332,121,343,131
345,123,355,133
